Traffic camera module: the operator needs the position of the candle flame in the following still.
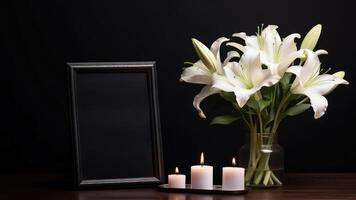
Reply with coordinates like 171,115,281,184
200,152,204,166
232,157,236,167
175,167,179,174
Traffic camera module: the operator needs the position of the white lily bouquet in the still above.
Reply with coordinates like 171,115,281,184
180,25,349,187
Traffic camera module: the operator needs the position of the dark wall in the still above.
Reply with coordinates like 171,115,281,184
3,0,356,178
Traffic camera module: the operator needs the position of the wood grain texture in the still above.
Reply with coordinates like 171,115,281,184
1,173,355,200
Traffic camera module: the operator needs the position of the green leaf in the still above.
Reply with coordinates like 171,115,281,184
247,98,271,112
210,115,241,125
280,73,292,94
247,98,259,110
258,99,271,111
220,92,236,103
261,86,274,100
264,109,275,128
280,73,291,85
232,103,254,115
285,104,311,116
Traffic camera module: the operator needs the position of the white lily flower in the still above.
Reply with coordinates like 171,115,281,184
180,37,240,118
229,25,304,77
212,48,280,108
287,49,349,119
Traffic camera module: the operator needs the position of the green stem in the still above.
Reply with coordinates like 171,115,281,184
245,86,289,187
268,176,274,185
253,170,264,185
250,125,257,168
245,123,257,184
263,171,272,186
257,111,264,133
252,132,279,185
271,171,282,185
245,167,255,183
296,97,308,105
233,103,251,129
271,92,291,134
271,85,278,109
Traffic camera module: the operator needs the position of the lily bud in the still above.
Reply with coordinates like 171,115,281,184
191,38,217,72
333,71,345,79
300,24,322,50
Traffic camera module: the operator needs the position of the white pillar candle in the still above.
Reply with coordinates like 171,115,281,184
222,157,245,190
191,152,213,190
168,167,186,188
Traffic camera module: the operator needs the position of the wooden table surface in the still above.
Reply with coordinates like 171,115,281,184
1,173,356,200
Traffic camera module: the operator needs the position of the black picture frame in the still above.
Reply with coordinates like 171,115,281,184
67,62,164,188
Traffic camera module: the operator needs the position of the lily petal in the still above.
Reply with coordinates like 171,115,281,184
304,92,328,119
276,33,302,75
226,42,245,52
262,25,281,60
278,50,304,76
245,36,259,51
279,33,301,59
180,61,212,85
287,65,304,92
234,87,257,108
299,50,325,83
286,65,303,77
212,73,235,92
232,32,246,40
240,48,264,86
305,74,349,95
254,73,280,90
225,63,247,88
193,85,220,118
210,37,229,74
315,49,328,56
223,51,240,65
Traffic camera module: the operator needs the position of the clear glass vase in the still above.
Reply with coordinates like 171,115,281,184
239,132,284,188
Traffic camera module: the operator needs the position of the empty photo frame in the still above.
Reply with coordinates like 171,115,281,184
68,62,164,188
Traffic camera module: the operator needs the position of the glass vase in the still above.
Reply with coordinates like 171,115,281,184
239,132,284,188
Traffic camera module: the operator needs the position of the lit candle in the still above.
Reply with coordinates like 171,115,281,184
222,157,245,190
191,152,213,190
168,167,186,188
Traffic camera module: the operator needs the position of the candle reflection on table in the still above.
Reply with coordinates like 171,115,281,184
168,193,186,200
167,192,247,200
188,194,213,200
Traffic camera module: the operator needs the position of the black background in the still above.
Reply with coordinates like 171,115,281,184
3,0,356,182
